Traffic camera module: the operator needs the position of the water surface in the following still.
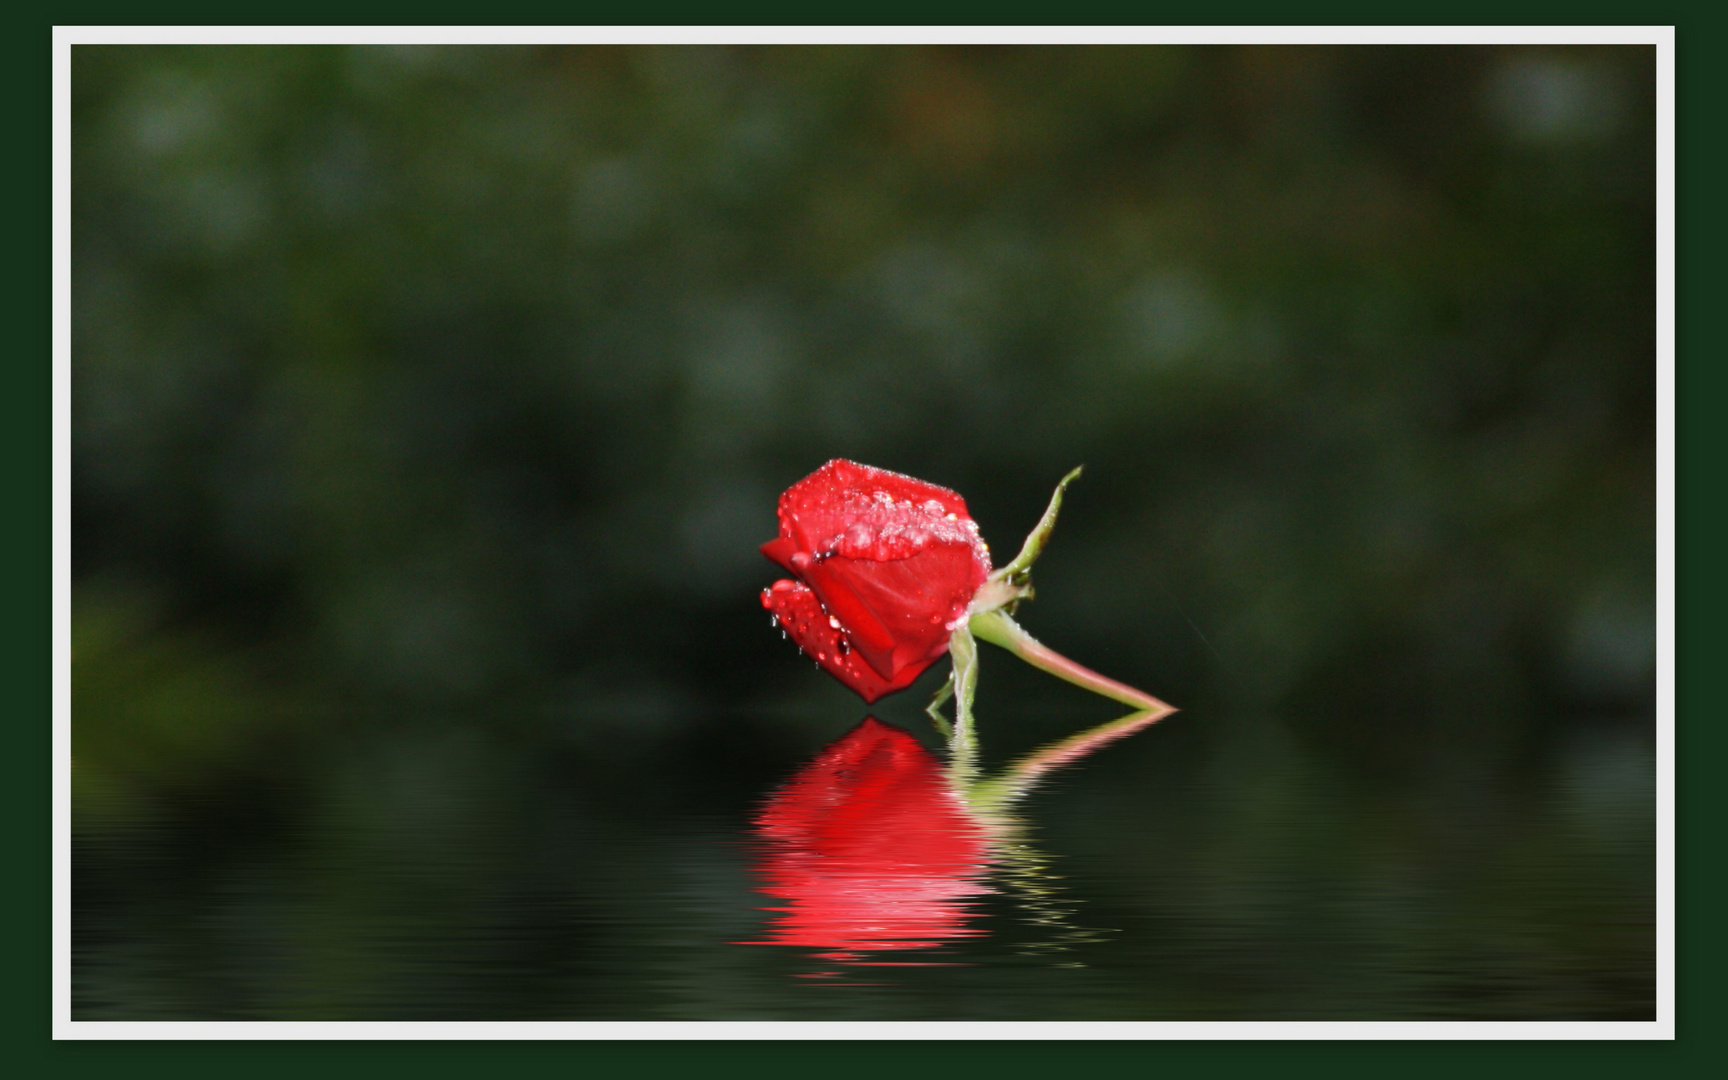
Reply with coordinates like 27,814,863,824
73,702,1654,1021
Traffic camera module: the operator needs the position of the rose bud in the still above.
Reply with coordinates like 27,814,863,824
762,459,1176,734
759,459,991,703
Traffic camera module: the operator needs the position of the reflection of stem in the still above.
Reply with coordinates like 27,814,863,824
987,825,1114,961
955,697,1176,950
958,710,1163,962
937,700,1175,966
971,707,1171,812
969,609,1177,718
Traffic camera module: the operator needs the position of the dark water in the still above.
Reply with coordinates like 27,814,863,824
72,699,1654,1021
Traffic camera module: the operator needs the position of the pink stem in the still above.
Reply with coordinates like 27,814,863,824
968,609,1177,716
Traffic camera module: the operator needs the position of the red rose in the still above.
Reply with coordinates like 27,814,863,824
760,460,991,702
738,718,992,958
761,460,1174,728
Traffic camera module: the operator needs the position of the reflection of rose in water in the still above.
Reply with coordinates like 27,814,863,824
738,718,993,966
739,707,1172,973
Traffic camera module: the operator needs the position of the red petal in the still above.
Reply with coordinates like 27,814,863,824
760,460,992,702
797,546,982,682
759,537,800,574
791,554,902,678
775,460,984,568
761,580,930,702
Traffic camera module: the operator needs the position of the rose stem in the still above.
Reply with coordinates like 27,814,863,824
968,608,1177,718
944,623,982,784
924,679,954,739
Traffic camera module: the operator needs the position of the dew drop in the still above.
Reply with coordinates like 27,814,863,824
816,652,827,663
828,615,842,630
837,638,850,656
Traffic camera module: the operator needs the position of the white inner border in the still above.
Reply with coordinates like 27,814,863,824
52,24,1676,1042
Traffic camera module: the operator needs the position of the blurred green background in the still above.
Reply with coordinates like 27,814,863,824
72,44,1655,1020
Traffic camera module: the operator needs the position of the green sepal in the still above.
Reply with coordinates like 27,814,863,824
924,678,954,739
993,465,1083,587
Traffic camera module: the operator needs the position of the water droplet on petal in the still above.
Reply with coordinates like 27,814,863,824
828,615,842,630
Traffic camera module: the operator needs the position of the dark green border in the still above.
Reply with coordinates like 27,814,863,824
13,1,1710,24
24,5,1718,1075
14,10,49,1068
